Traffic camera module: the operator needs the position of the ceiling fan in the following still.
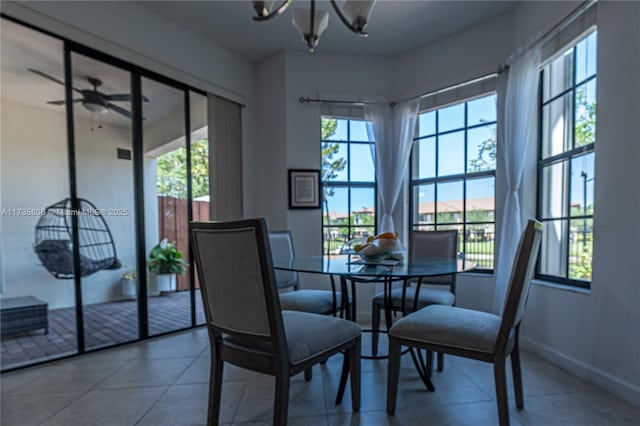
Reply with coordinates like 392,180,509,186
28,68,149,119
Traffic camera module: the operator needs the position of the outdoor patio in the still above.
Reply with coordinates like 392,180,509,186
1,290,205,369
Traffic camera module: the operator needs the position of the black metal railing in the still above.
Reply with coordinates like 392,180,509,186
463,229,495,270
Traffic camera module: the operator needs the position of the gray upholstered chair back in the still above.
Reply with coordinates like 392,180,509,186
409,230,458,286
268,231,300,290
495,220,543,353
191,219,284,340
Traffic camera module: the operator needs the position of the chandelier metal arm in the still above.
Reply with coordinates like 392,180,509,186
329,0,369,37
252,0,292,22
307,0,316,51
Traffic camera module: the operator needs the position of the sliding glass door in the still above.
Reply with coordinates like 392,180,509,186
1,16,209,371
0,19,78,368
70,52,139,350
142,77,192,335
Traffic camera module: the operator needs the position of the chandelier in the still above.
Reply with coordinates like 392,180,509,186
252,0,377,52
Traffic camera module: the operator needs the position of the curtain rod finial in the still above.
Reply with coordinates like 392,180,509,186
299,97,309,104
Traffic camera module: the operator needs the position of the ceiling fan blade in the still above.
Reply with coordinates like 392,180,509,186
105,94,132,102
107,103,132,119
105,94,149,102
46,100,66,105
28,69,83,93
46,99,83,105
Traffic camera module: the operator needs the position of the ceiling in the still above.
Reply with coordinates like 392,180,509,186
1,2,516,129
1,19,186,129
141,0,516,62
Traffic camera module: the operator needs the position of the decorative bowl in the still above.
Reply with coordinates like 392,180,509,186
358,249,406,263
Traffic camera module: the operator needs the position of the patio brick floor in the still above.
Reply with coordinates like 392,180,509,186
1,290,205,369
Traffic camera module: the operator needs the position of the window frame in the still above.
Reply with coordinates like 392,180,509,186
408,93,498,273
320,116,377,255
535,30,597,289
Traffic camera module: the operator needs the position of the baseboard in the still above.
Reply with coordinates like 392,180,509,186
520,336,640,408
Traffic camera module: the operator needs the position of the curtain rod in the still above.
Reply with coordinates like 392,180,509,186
299,67,503,107
408,70,502,102
299,1,595,108
506,0,596,65
298,97,370,106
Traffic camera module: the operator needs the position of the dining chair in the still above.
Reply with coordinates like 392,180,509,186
191,219,361,426
386,220,542,426
371,229,458,370
269,230,351,381
269,230,349,317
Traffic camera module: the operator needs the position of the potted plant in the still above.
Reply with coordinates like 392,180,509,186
121,266,137,300
147,239,188,294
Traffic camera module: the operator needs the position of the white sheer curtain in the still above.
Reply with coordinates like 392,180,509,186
365,98,419,232
493,46,542,313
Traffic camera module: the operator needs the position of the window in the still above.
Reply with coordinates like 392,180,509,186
409,94,497,271
537,30,597,288
321,117,376,254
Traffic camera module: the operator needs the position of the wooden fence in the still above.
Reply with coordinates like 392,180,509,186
158,196,210,291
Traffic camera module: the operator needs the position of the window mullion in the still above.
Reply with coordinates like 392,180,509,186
463,102,468,250
434,110,439,230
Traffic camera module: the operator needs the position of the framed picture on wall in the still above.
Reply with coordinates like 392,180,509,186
288,169,321,209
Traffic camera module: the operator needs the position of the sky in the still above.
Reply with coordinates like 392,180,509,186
323,94,497,215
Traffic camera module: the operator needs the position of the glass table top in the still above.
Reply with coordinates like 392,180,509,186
273,255,474,278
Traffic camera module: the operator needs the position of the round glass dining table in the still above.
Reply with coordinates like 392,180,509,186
273,255,474,345
274,254,475,389
273,255,476,390
273,254,471,279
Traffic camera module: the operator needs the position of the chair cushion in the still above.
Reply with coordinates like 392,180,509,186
224,311,361,366
279,289,346,314
282,311,361,364
372,287,454,309
389,305,502,353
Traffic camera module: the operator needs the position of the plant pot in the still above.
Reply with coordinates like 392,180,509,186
121,278,137,299
156,273,176,294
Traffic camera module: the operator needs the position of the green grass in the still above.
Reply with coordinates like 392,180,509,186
464,240,494,255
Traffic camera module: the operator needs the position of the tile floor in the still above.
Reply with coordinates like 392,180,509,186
1,290,206,368
1,326,638,425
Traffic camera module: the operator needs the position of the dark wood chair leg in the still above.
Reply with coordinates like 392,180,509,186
511,344,524,409
387,337,402,414
493,359,510,426
335,352,350,404
372,302,381,356
274,372,290,426
349,337,361,411
207,353,223,426
304,367,313,381
426,350,434,377
437,352,444,372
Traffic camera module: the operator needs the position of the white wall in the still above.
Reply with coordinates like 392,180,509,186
282,51,394,299
248,52,288,229
252,0,640,406
285,51,394,256
516,1,640,406
1,102,136,308
391,11,516,99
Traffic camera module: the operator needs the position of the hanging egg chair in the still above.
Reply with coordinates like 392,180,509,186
34,198,121,279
